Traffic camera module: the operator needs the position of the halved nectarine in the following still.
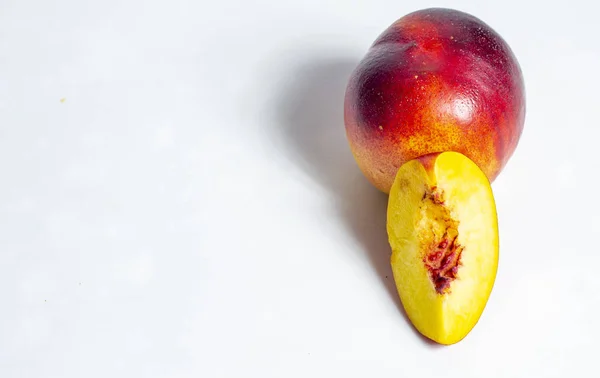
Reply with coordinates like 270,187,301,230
387,151,498,345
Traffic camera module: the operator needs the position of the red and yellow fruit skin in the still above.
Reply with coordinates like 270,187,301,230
344,8,525,193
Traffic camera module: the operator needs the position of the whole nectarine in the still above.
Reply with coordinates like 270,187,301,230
344,8,525,193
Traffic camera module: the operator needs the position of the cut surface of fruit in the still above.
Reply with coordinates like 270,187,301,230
387,151,498,345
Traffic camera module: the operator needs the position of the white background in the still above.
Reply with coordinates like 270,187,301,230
1,0,598,377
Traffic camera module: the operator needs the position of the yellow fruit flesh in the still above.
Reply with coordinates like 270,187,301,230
387,152,498,345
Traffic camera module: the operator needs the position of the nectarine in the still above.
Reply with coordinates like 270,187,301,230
387,152,498,344
344,8,525,193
